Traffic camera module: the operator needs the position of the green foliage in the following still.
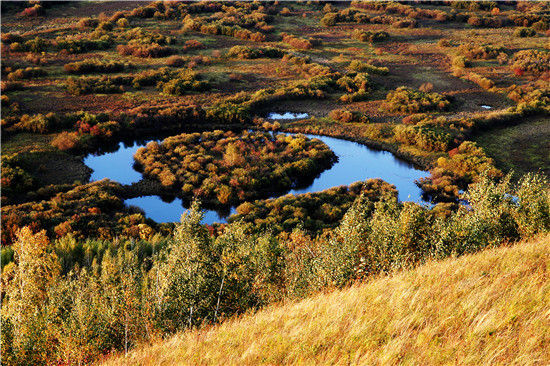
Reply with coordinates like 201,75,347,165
227,45,284,59
418,141,502,202
510,49,550,76
320,12,338,26
2,173,548,364
158,70,209,95
1,180,153,245
117,42,175,58
329,109,370,124
337,72,372,103
65,76,127,95
351,29,389,43
513,27,536,37
457,43,505,60
230,179,397,234
6,67,47,81
63,59,130,74
348,60,389,75
381,87,451,113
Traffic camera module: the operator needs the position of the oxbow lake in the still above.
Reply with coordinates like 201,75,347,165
84,129,429,224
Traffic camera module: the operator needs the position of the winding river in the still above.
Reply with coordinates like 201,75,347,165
84,126,429,224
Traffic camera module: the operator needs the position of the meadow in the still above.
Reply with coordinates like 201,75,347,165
1,1,549,364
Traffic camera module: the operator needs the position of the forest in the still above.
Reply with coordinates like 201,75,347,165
1,1,549,364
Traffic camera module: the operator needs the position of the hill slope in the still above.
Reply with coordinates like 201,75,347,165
103,235,550,365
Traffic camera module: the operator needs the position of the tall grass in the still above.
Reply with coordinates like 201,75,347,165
103,234,550,365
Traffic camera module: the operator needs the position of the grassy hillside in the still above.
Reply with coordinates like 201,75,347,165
103,234,550,365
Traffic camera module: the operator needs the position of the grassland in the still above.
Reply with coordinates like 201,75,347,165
475,116,550,179
103,234,550,366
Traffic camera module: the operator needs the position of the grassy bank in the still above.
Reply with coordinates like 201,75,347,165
102,234,550,365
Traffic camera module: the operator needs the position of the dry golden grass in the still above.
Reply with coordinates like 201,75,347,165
102,234,550,365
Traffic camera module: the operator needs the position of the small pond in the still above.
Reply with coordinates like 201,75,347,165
84,130,429,224
267,112,309,120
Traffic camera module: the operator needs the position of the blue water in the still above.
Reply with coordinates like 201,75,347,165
84,132,428,224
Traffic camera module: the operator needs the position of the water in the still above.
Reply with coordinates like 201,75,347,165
84,131,429,224
481,105,492,110
267,112,309,120
84,140,161,185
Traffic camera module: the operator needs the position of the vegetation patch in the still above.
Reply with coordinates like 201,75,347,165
380,86,451,114
134,130,336,205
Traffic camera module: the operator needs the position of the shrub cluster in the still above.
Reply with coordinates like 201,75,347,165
63,59,130,74
65,76,126,95
281,32,316,50
0,154,35,205
227,45,285,59
117,42,175,58
158,70,209,95
457,43,505,60
348,60,389,75
230,179,397,233
1,180,153,245
329,109,370,124
183,17,266,42
418,141,502,202
510,49,550,76
6,67,47,80
282,54,333,77
509,13,549,27
55,36,112,53
122,27,176,46
351,1,448,21
337,72,372,103
395,122,460,152
351,29,390,43
134,131,336,206
467,15,503,28
513,27,537,37
381,87,451,114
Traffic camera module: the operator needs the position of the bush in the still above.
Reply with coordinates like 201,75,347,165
77,17,99,28
510,49,550,76
451,55,471,69
348,60,389,75
51,131,80,151
117,42,174,58
6,67,47,80
166,55,186,67
381,87,451,114
457,43,505,60
329,109,370,123
55,37,111,54
281,33,315,50
351,29,390,43
320,12,338,26
227,45,284,59
20,4,43,17
514,27,537,37
65,76,126,95
532,20,549,31
63,59,129,74
467,15,502,28
158,70,209,95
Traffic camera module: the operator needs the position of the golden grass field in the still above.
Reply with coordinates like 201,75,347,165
102,234,550,366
